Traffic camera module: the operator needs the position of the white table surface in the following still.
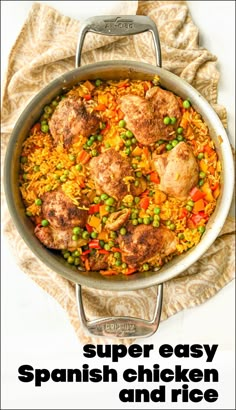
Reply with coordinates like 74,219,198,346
1,2,235,409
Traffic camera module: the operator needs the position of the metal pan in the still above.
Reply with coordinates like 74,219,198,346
4,16,234,338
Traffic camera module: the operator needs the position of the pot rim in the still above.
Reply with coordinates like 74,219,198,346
4,60,235,291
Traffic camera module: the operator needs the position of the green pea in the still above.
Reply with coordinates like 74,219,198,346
67,256,75,264
101,193,108,201
169,223,176,230
108,241,115,247
52,100,58,107
177,127,183,134
90,136,96,142
135,171,142,178
131,213,137,220
125,130,133,138
166,144,173,151
138,217,143,224
170,117,176,124
97,135,103,142
146,175,151,181
110,231,117,239
100,122,106,130
166,220,171,226
125,139,132,147
120,227,127,235
99,240,105,248
119,119,126,128
154,214,160,221
124,147,131,155
53,174,60,180
142,263,149,271
157,139,164,145
183,99,191,109
198,179,204,187
105,205,111,212
143,217,151,225
187,200,195,207
20,156,27,164
122,263,127,269
44,105,52,114
186,205,192,212
56,163,63,170
73,227,82,235
134,180,139,187
74,257,80,266
177,135,184,141
153,220,160,228
132,219,138,226
60,175,67,182
178,233,185,239
163,116,171,125
91,231,98,239
199,171,206,179
45,184,52,192
105,197,115,206
41,219,49,226
64,170,69,175
198,226,206,234
41,124,49,133
75,164,83,171
93,196,100,204
72,250,80,257
132,164,137,169
114,252,121,259
42,113,49,120
154,207,161,214
115,260,122,267
69,154,75,161
134,197,140,204
104,244,111,251
95,79,102,87
35,198,42,206
91,149,98,157
102,216,108,223
120,133,127,140
135,156,141,161
63,252,70,259
131,138,137,144
87,140,93,147
171,139,178,147
197,153,204,159
26,211,32,217
82,231,90,240
34,165,40,172
72,234,79,241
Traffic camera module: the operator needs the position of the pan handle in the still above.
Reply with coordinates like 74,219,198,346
75,283,163,338
75,15,162,68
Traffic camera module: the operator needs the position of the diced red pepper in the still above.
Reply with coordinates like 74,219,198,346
88,204,100,215
77,150,91,164
117,81,129,88
189,187,206,201
179,208,188,219
31,123,41,134
191,212,208,225
81,249,91,256
83,94,91,101
101,122,111,135
111,247,121,253
210,182,219,191
124,267,137,275
149,171,160,184
98,249,110,255
88,239,101,249
140,196,150,210
140,189,149,198
85,224,93,233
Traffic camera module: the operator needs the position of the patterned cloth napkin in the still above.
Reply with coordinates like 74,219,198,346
1,1,235,344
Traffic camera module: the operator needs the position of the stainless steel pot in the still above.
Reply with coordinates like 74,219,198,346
4,16,234,339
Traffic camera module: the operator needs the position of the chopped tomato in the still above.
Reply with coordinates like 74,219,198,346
191,212,208,225
31,123,41,134
88,240,101,249
189,187,206,201
179,208,188,219
140,196,150,210
88,204,100,215
150,171,160,184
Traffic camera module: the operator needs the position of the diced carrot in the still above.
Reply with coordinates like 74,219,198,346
213,186,220,199
204,144,215,156
211,182,219,191
93,104,107,111
85,258,90,271
143,147,149,158
111,247,121,253
140,197,150,210
77,150,91,164
100,270,118,276
192,198,205,213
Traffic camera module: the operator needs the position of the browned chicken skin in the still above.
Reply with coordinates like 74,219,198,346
34,190,89,249
154,142,199,200
89,148,135,200
41,189,89,229
34,226,79,250
49,96,99,147
120,86,181,145
118,225,177,267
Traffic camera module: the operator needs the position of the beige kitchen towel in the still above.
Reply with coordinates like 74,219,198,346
1,1,235,344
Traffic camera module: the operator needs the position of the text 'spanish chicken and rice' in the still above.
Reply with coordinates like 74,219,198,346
19,78,221,276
